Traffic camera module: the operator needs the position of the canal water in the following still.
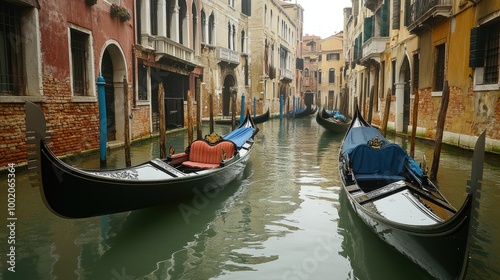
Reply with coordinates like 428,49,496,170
1,116,499,280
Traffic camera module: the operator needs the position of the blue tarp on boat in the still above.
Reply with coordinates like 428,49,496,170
341,126,389,156
224,127,255,148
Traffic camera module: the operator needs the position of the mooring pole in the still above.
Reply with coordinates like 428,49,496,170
123,76,131,167
280,94,284,121
430,81,450,180
97,75,107,168
254,97,257,118
158,83,167,159
240,94,245,126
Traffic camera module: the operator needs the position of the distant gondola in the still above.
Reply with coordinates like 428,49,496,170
215,108,270,125
316,108,351,133
290,106,317,118
25,101,258,219
338,105,483,279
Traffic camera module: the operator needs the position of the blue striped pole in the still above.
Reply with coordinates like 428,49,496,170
280,94,283,121
97,75,107,168
239,94,245,126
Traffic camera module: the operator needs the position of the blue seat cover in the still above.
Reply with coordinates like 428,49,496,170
223,127,255,148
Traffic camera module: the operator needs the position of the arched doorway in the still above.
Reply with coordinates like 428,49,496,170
100,43,127,142
399,56,411,134
222,74,235,117
101,49,116,141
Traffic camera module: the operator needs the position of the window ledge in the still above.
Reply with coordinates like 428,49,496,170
71,96,97,103
0,95,47,104
431,91,443,97
136,100,150,106
473,84,500,91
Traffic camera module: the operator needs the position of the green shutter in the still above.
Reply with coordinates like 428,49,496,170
380,0,389,36
469,27,485,68
364,16,374,42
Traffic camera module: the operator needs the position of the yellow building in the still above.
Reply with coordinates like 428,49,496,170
344,0,500,152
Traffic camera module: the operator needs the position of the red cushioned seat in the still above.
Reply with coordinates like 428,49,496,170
181,140,236,170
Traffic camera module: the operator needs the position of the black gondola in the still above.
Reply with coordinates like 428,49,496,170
316,108,351,133
338,106,483,279
290,106,317,118
25,101,258,219
215,108,270,125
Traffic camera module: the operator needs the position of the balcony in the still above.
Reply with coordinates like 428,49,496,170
406,0,452,34
364,0,384,12
216,47,240,65
153,36,196,66
279,68,293,81
361,36,389,64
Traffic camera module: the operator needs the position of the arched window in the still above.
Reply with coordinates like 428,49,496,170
329,68,335,83
208,13,215,44
304,68,309,77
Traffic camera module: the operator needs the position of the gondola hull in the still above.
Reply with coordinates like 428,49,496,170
337,106,482,279
290,106,317,118
26,102,257,219
316,109,350,133
38,140,253,218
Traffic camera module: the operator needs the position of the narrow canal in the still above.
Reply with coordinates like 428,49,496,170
1,116,499,279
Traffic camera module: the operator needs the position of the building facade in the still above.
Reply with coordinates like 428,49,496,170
343,0,500,152
248,0,300,114
0,0,136,167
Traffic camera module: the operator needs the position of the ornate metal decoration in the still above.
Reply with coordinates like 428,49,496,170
205,132,222,143
93,170,139,180
367,135,385,149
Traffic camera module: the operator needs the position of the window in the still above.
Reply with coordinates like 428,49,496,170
150,0,158,35
242,0,251,16
201,11,206,43
470,19,500,90
0,2,42,101
434,44,445,92
326,53,340,61
138,63,148,101
241,30,246,53
318,70,322,84
0,3,22,95
413,53,419,90
329,69,335,83
484,21,499,84
70,29,90,96
304,68,309,77
208,13,215,45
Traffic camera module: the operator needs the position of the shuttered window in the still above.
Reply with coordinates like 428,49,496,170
364,16,374,42
484,21,500,84
470,20,500,85
435,44,446,91
393,0,400,29
413,53,420,89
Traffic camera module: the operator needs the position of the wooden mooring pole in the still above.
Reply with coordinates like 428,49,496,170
410,88,419,158
123,76,131,167
158,83,167,159
430,81,450,180
187,90,194,144
381,88,391,137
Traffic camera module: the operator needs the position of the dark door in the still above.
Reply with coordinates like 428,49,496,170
165,98,184,129
101,50,116,141
223,75,235,117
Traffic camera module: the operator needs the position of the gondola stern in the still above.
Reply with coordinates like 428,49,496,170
459,130,486,279
26,101,49,189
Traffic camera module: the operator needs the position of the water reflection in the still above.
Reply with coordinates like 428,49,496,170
0,117,499,279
